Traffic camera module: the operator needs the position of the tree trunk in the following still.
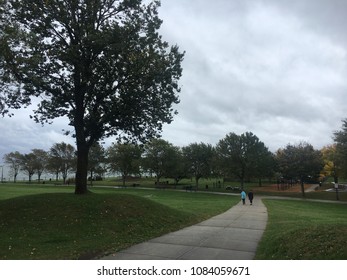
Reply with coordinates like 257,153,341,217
122,175,126,187
258,178,262,187
300,178,305,197
75,142,89,194
240,167,245,187
195,177,199,188
74,92,90,194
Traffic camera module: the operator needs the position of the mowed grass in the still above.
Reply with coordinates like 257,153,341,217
0,184,238,260
2,183,347,260
256,199,347,259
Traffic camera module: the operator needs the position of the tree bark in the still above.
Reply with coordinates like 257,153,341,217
74,83,90,194
75,142,89,194
258,178,262,187
195,177,199,188
122,175,126,187
300,178,305,197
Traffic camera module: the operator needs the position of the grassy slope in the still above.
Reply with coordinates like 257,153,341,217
2,183,347,260
0,185,237,259
256,199,347,259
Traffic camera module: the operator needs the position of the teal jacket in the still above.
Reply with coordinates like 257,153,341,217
241,191,246,199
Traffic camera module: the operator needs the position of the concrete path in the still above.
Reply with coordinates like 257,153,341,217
100,197,268,260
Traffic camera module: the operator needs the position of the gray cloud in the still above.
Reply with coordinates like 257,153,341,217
1,0,347,166
160,0,347,150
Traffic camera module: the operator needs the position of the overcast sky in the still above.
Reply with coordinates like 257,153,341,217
1,0,347,167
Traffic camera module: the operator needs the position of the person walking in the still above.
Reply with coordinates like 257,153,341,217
248,190,254,205
241,189,246,205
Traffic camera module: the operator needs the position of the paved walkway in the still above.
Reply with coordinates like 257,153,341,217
100,197,268,260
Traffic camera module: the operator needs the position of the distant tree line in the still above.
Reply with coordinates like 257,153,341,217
4,120,347,196
3,143,77,184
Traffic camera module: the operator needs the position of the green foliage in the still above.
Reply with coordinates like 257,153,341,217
216,132,273,186
3,151,22,182
334,119,347,179
47,142,76,183
107,143,142,186
30,149,48,181
88,142,107,181
142,138,181,183
182,142,214,187
276,142,323,196
19,153,37,182
0,0,184,194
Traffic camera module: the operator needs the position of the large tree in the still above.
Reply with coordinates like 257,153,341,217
107,142,142,187
321,144,341,183
47,142,76,183
334,119,347,178
0,0,184,194
276,142,323,197
20,152,37,182
142,138,178,184
182,142,214,188
31,149,48,182
216,132,272,187
3,151,22,182
165,146,186,185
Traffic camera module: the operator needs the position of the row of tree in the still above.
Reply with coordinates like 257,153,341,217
5,123,347,196
3,143,76,183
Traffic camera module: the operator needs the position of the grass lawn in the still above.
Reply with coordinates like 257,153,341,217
1,183,346,260
256,199,347,259
255,189,347,201
0,184,238,260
